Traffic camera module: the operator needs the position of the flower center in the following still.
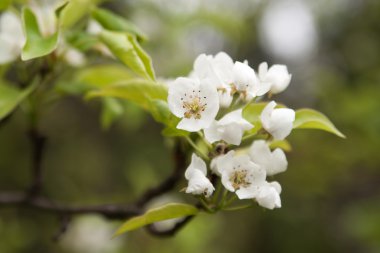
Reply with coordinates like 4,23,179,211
230,169,251,190
182,90,207,120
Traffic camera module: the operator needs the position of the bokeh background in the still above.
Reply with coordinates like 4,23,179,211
1,0,380,252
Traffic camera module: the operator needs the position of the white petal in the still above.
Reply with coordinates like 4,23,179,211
64,47,86,67
255,183,281,209
269,181,282,194
210,109,253,145
168,77,197,118
204,120,222,144
218,109,252,129
193,54,213,80
266,65,292,94
0,11,24,46
260,101,277,131
233,61,256,92
260,101,295,140
270,149,288,175
236,185,257,199
220,124,243,145
249,140,288,176
216,150,235,175
185,153,207,179
186,170,214,197
258,62,268,80
198,78,220,126
218,90,233,108
269,108,295,140
0,35,20,64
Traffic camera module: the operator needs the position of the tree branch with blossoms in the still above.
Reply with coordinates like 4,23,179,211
0,1,345,241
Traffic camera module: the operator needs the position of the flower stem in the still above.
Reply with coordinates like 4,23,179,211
185,137,209,161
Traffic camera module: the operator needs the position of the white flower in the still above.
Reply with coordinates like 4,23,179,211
216,151,267,200
193,52,234,107
260,101,295,140
0,11,25,64
168,77,219,132
184,154,214,197
204,109,253,145
249,140,287,176
210,149,235,177
255,181,282,209
233,61,271,100
258,62,292,94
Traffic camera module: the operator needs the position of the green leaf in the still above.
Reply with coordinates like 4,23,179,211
21,8,59,61
101,97,124,129
128,35,155,81
0,82,38,120
242,102,267,134
269,139,292,152
86,79,167,111
92,7,147,41
100,30,155,80
114,203,198,236
0,0,12,10
76,64,135,88
293,108,345,138
59,0,94,29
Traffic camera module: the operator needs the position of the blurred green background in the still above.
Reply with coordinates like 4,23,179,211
1,0,380,252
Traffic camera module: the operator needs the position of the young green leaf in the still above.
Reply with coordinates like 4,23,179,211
86,79,167,111
293,108,346,138
92,8,147,41
21,7,59,61
76,64,135,88
0,82,38,120
0,0,12,10
114,203,198,237
59,0,94,29
242,102,267,134
101,97,124,129
100,30,155,80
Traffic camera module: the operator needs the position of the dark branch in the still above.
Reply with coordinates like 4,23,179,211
145,216,194,237
0,191,141,219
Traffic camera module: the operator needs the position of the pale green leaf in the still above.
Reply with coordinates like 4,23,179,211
293,108,345,138
92,7,147,41
101,97,124,129
0,0,12,10
100,30,155,80
242,102,268,134
0,82,38,120
114,203,198,236
86,79,167,111
269,139,292,152
21,8,59,61
59,0,94,29
76,64,135,88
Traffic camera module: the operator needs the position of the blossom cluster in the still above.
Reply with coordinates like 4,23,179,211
168,52,295,210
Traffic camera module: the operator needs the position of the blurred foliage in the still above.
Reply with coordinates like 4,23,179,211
0,0,379,252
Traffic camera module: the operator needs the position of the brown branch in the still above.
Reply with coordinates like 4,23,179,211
145,216,194,237
0,191,141,219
